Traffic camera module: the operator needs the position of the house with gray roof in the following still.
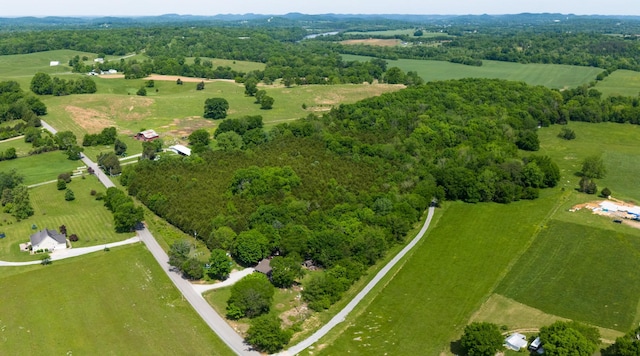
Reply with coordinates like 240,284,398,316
29,228,67,252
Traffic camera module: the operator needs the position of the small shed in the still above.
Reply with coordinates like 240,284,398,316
135,129,159,141
505,333,528,351
168,144,191,156
30,228,67,252
255,258,272,276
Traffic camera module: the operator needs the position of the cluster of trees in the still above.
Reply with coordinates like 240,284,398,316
603,325,640,355
0,147,17,161
98,152,122,176
103,187,143,233
0,170,33,220
254,89,274,110
30,72,97,96
0,81,44,141
123,78,569,314
203,98,229,119
578,155,606,194
82,127,117,146
458,320,601,356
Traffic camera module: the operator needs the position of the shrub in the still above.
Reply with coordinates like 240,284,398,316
90,189,97,196
69,234,79,242
57,179,67,191
65,189,75,201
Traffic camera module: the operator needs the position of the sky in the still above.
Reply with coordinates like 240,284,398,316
4,0,639,17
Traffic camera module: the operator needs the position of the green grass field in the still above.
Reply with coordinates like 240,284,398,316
344,29,449,38
0,175,132,261
496,220,640,330
342,54,602,89
594,69,640,97
0,244,232,355
0,150,81,186
0,136,32,157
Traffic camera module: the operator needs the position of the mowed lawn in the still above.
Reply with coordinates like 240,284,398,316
0,176,132,261
342,54,602,89
316,195,559,355
0,244,232,355
496,220,640,331
0,150,81,186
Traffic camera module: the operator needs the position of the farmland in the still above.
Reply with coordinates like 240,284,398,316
0,244,233,355
594,69,640,97
342,54,602,89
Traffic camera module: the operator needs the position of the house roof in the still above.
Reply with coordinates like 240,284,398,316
137,129,159,139
30,228,66,246
255,259,272,274
505,333,528,351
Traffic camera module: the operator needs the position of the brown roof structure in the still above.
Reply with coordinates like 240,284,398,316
255,258,272,275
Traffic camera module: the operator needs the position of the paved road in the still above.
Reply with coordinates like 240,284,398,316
40,120,114,188
280,206,436,356
137,227,259,355
0,236,140,266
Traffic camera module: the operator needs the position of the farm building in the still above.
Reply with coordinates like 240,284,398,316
135,129,159,141
49,61,59,66
504,333,528,351
29,228,67,252
168,144,191,156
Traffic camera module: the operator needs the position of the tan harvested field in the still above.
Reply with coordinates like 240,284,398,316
341,39,402,47
99,73,239,84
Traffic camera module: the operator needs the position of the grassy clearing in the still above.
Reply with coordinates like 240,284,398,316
594,69,640,97
344,29,447,38
536,121,640,201
316,196,559,355
0,137,32,157
342,54,601,89
496,220,640,331
0,49,93,83
0,175,132,261
0,150,81,186
0,244,232,355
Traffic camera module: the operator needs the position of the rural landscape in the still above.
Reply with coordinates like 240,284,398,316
0,10,640,356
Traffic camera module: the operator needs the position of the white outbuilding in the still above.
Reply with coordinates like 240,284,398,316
168,144,191,156
505,333,528,351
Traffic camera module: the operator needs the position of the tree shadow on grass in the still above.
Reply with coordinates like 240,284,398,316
450,339,464,355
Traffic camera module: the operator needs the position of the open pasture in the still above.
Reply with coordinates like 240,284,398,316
0,49,93,83
344,29,448,38
0,136,32,157
0,244,232,355
594,69,640,97
496,220,640,331
0,175,131,261
342,54,602,89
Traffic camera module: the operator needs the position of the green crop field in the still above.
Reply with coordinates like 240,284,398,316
0,244,232,355
0,176,132,261
594,69,640,97
496,220,640,330
342,54,602,89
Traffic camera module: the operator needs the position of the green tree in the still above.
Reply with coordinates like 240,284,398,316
169,240,191,268
64,188,75,201
581,155,606,179
255,89,266,104
40,253,52,265
459,322,504,356
539,321,599,356
245,314,292,353
141,139,163,160
558,126,576,140
65,145,84,161
188,128,210,153
196,81,205,90
3,147,16,160
383,67,406,84
215,131,244,152
136,87,147,96
579,176,598,194
270,255,304,288
182,257,204,280
226,273,274,319
145,80,155,88
97,152,122,176
206,249,232,280
602,326,640,356
55,131,78,150
260,95,274,110
113,202,143,232
204,97,229,119
207,226,237,251
600,187,612,198
232,229,270,266
57,179,67,191
114,139,127,156
8,185,33,220
30,72,53,95
244,77,259,96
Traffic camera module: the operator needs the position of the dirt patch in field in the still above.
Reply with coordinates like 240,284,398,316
341,38,402,47
144,74,237,83
98,74,125,79
161,117,217,140
64,106,116,133
304,83,404,111
570,198,640,229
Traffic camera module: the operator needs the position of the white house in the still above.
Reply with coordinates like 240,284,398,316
49,61,60,66
168,144,191,156
30,228,67,252
505,333,528,351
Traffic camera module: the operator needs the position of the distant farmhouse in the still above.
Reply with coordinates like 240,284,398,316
49,61,60,66
29,228,67,252
134,129,159,142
